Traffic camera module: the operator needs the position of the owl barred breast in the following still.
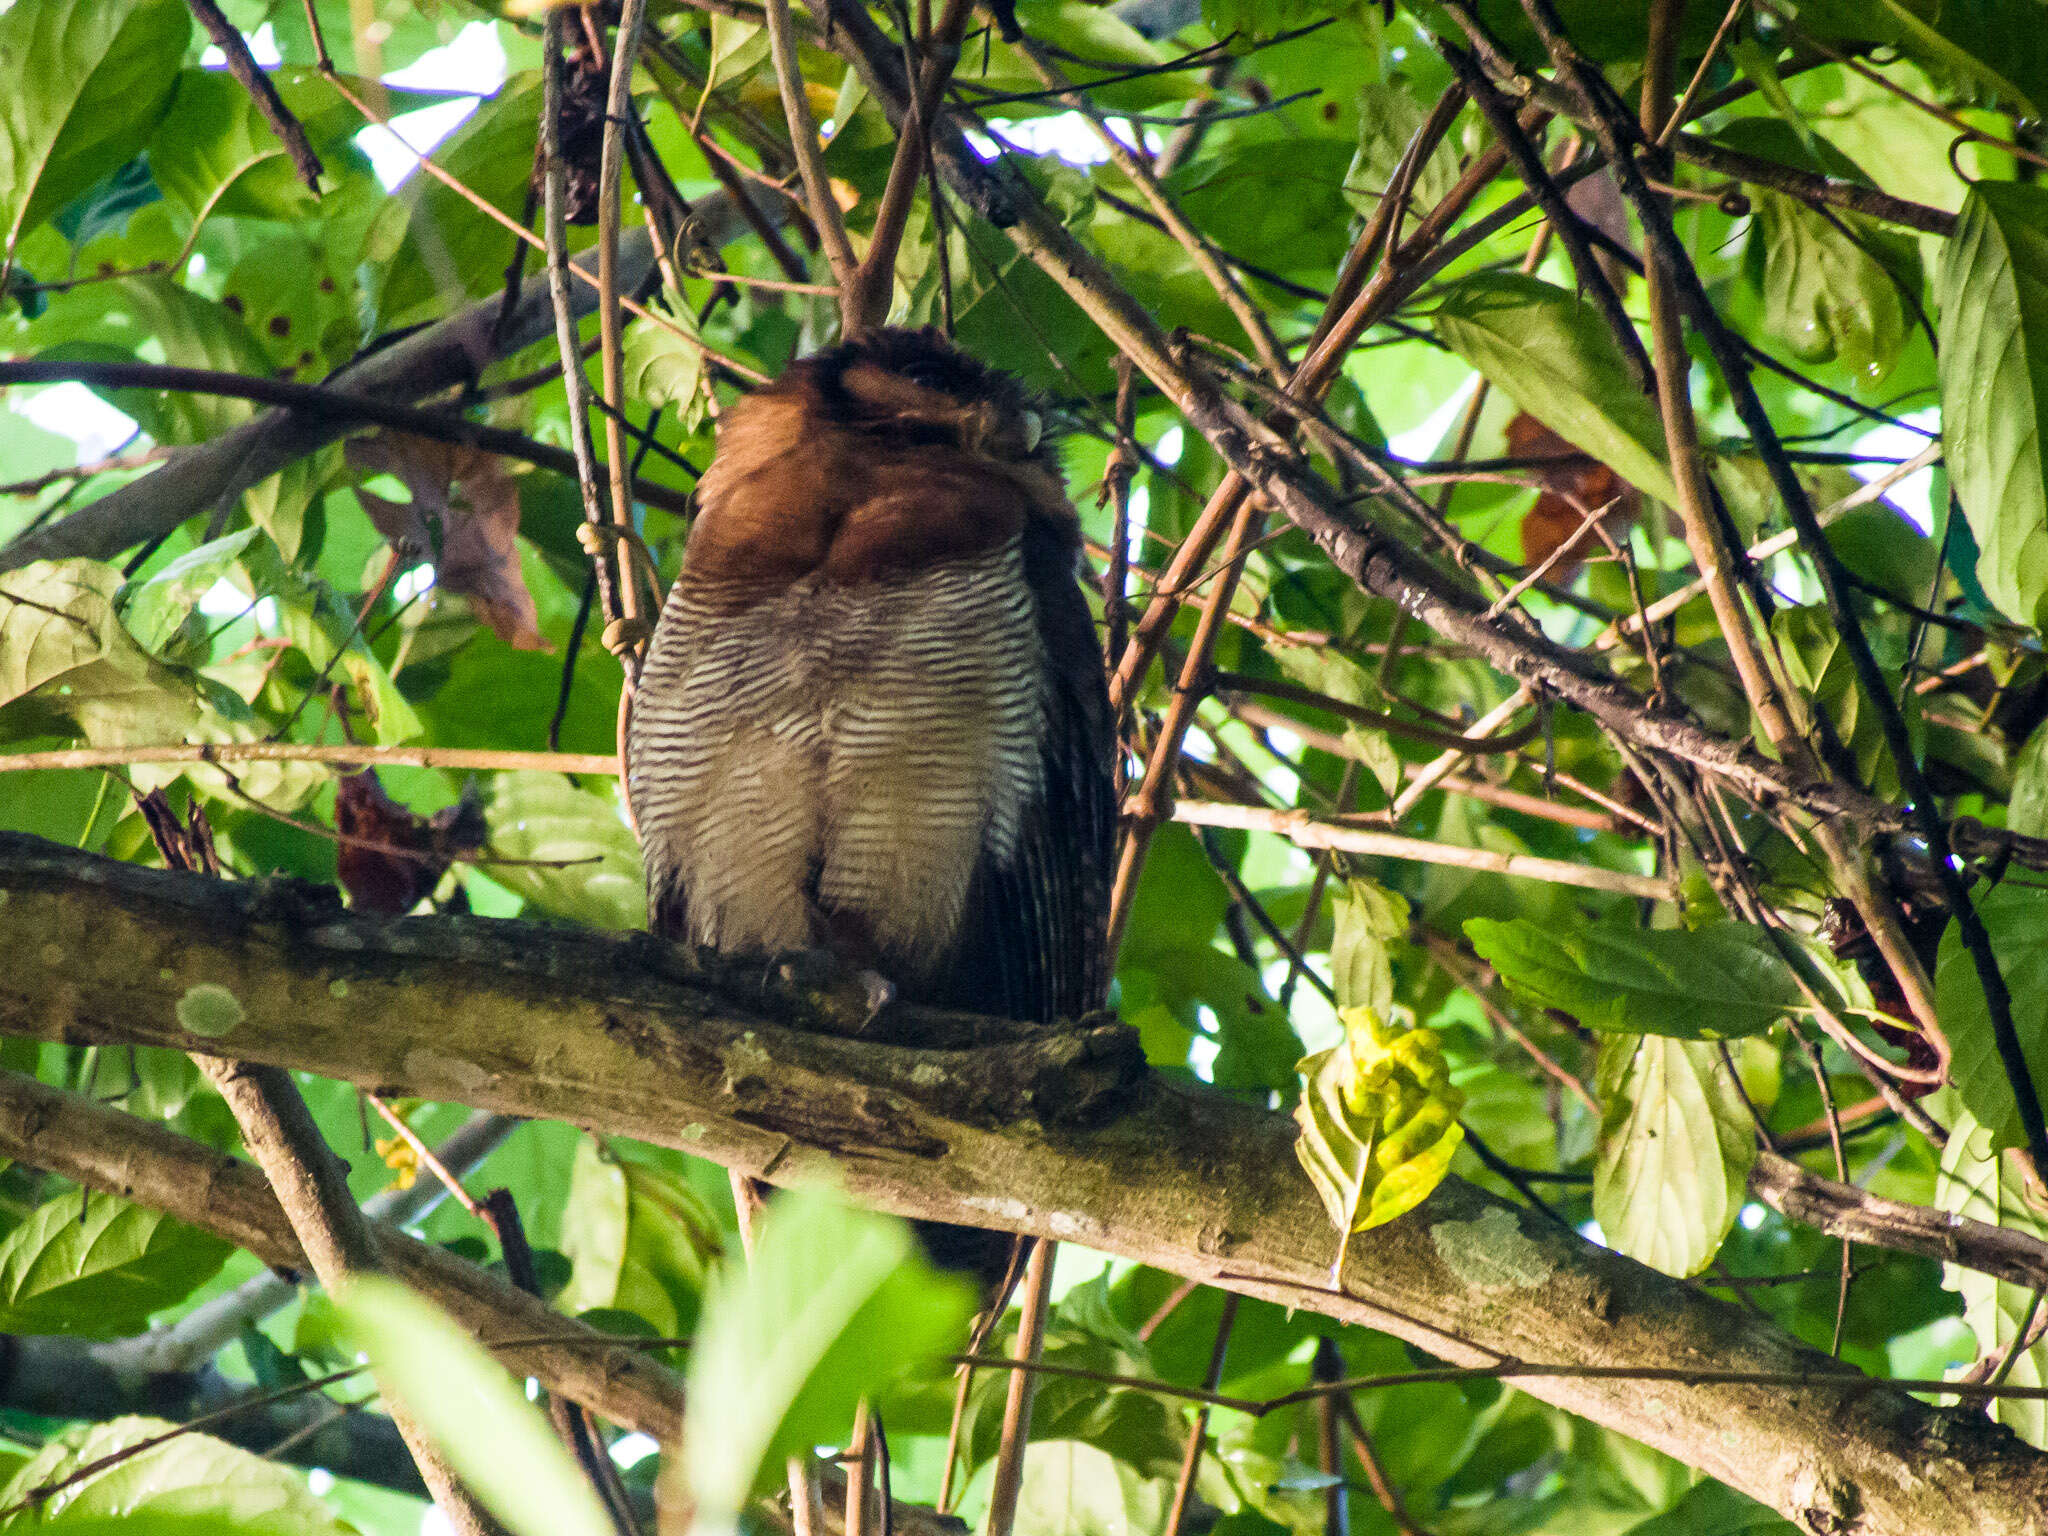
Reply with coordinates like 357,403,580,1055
625,329,1116,1027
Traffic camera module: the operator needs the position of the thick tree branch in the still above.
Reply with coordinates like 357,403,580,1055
197,1057,501,1534
1751,1152,2048,1290
0,1055,685,1440
0,1068,951,1536
3,832,2045,1534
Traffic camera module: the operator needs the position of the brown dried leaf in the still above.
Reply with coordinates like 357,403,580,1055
335,770,488,914
347,432,549,652
1504,411,1642,577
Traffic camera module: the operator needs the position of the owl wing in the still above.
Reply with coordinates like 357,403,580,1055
923,515,1117,1024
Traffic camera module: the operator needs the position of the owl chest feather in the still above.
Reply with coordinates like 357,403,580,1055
627,538,1048,975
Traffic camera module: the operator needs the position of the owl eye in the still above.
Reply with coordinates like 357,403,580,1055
898,362,949,391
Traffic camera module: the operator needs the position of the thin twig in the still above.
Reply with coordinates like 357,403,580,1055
184,0,324,188
983,1239,1055,1536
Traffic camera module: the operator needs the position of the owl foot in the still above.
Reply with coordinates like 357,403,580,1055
765,947,897,1035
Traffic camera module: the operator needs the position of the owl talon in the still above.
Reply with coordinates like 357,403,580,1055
765,948,898,1035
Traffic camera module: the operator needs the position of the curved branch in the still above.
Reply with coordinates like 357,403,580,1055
2,832,2045,1534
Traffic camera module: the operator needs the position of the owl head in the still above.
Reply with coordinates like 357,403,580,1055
791,327,1051,467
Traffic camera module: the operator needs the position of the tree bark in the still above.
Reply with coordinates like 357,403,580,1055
3,831,2045,1535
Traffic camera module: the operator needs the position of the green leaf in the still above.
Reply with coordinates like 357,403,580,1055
1624,1479,1800,1536
1593,1034,1755,1277
707,14,770,90
1934,181,2048,629
2013,720,2048,838
623,305,707,430
0,558,206,745
1873,0,2040,119
1433,272,1675,508
558,1136,722,1337
1164,140,1356,276
242,541,422,746
147,69,315,225
957,1441,1170,1536
1935,879,2048,1151
1464,917,1801,1038
0,1189,230,1339
479,772,646,929
119,529,263,659
1344,80,1461,221
0,0,188,260
1937,1096,2048,1449
28,276,275,445
684,1186,972,1524
0,1415,351,1533
1328,878,1409,1015
338,1276,614,1536
1727,33,1821,162
376,79,544,329
949,1287,1182,1487
1751,190,1906,381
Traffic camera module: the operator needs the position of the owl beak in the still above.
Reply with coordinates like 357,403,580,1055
1018,410,1043,455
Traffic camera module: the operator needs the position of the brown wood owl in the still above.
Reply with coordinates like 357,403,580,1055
626,327,1115,1032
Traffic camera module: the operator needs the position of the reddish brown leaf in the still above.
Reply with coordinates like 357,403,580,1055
334,771,487,914
347,432,550,652
1504,411,1643,576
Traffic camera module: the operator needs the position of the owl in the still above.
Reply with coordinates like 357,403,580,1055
626,325,1115,1039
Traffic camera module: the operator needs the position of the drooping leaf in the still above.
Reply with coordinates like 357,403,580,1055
1937,1097,2048,1449
348,432,548,652
1593,1034,1754,1277
0,1189,230,1339
333,771,486,914
623,304,708,431
1934,181,2048,630
1502,411,1642,575
1433,272,1676,509
1751,190,1907,381
339,1276,613,1536
0,1415,351,1533
558,1135,722,1338
0,0,188,260
1328,878,1409,1015
1935,878,2048,1151
684,1186,972,1524
1294,1008,1465,1251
